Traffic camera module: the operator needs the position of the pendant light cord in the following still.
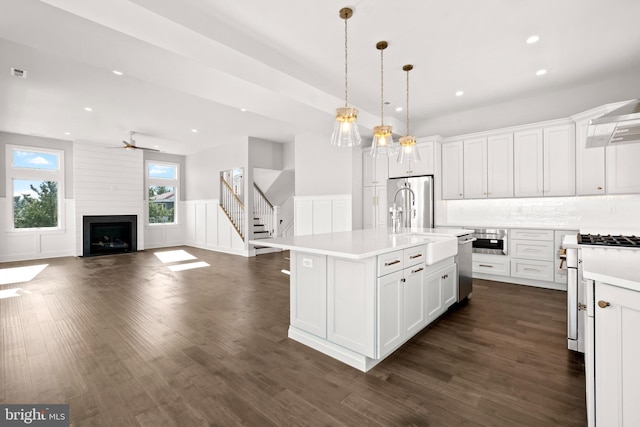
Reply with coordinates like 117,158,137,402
405,68,410,135
380,48,384,125
344,16,349,108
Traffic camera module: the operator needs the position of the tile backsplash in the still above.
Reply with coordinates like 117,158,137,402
439,195,640,234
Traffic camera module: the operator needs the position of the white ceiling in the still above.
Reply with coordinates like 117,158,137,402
1,0,640,155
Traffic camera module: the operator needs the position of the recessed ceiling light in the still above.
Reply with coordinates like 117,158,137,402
526,35,540,44
64,132,71,135
536,69,547,76
395,107,403,112
240,108,247,112
191,128,198,133
112,70,124,76
84,107,93,112
455,91,464,97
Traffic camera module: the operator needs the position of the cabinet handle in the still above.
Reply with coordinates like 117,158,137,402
478,264,493,268
442,274,448,279
385,260,401,266
411,267,424,274
459,193,463,196
596,186,602,190
406,170,413,174
523,248,541,252
597,300,610,309
523,267,540,272
409,254,423,259
401,278,406,283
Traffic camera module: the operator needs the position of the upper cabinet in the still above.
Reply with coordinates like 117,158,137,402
362,149,389,186
441,141,463,200
487,134,514,198
514,124,575,197
389,141,435,178
606,143,640,194
463,137,487,198
573,101,640,195
576,118,606,195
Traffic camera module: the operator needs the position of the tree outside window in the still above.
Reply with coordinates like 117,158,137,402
147,162,178,225
8,147,63,230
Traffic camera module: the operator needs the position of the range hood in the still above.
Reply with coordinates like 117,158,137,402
586,99,640,148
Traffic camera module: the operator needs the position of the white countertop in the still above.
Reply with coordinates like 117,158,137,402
581,247,640,292
250,227,472,260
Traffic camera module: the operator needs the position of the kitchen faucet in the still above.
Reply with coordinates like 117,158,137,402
391,185,415,233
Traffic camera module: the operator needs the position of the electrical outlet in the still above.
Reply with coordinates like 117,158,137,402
302,258,313,268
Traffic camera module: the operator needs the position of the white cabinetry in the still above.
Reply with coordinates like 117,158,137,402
389,141,435,178
442,141,463,200
363,149,389,229
363,150,388,186
363,186,387,229
425,263,457,324
472,253,510,276
575,118,606,195
463,137,487,199
594,282,640,426
514,124,575,197
510,228,554,282
606,143,640,194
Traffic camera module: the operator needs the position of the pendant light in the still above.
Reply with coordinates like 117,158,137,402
330,7,361,147
397,64,420,164
370,41,397,157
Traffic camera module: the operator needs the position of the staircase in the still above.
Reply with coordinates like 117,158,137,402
252,216,279,255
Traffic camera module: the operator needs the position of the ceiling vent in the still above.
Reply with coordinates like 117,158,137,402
11,67,27,78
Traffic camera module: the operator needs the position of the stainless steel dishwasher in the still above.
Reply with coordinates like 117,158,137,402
456,234,476,302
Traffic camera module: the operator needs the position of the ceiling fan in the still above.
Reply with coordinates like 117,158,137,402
113,131,159,152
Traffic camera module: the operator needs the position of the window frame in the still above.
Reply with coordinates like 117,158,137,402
146,160,179,226
6,144,65,232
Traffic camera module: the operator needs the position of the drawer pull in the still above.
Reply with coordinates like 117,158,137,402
384,260,401,266
478,264,493,268
409,254,423,259
523,267,540,272
523,248,541,252
411,267,424,274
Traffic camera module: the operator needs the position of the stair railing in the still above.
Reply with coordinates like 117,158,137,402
220,177,245,240
253,183,274,237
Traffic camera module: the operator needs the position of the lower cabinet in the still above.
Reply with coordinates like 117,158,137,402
377,259,456,359
594,281,640,425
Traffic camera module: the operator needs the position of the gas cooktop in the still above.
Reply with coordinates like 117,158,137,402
578,234,640,247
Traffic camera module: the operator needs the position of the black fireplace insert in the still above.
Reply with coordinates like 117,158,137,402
82,215,137,257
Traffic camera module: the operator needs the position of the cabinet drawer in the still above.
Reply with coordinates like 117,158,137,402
511,259,554,281
511,229,554,241
404,245,426,267
377,250,404,276
472,257,510,276
510,239,554,261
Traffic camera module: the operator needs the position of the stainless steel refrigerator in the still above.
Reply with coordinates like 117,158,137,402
386,175,434,229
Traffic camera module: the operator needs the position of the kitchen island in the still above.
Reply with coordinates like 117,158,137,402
251,227,472,372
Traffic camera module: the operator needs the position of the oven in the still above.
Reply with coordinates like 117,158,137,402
472,228,508,255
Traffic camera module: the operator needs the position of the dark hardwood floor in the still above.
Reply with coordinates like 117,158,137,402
0,247,586,426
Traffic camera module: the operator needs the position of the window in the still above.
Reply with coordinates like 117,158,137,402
147,161,178,225
7,146,63,230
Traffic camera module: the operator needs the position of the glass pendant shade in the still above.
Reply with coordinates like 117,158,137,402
398,135,420,163
370,125,397,157
331,107,361,146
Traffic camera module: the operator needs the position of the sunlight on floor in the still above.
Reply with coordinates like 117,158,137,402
154,250,197,263
281,269,290,276
168,261,210,272
0,288,33,300
0,264,48,285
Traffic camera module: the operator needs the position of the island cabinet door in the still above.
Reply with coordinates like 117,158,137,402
377,271,404,359
403,264,426,337
290,252,327,338
327,257,377,358
441,264,458,310
425,269,444,323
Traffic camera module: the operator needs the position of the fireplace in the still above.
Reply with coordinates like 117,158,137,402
83,215,137,257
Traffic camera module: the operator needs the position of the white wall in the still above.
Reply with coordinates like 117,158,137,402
439,195,640,234
185,137,248,200
415,67,640,139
